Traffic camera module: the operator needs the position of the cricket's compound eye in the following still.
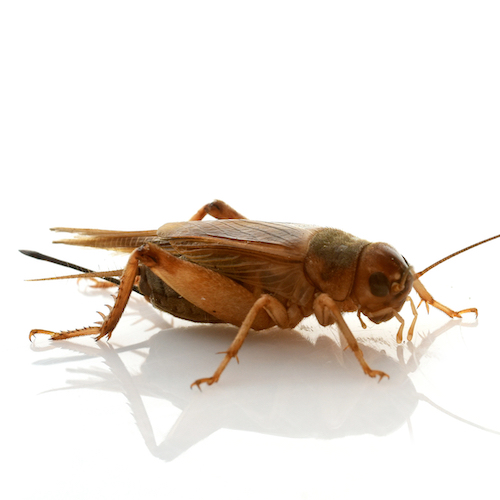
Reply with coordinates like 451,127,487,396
368,272,390,297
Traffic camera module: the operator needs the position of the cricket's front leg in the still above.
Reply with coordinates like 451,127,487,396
314,294,389,381
412,278,478,318
30,249,142,341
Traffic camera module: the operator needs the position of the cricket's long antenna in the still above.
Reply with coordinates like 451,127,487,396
415,233,500,279
19,250,143,296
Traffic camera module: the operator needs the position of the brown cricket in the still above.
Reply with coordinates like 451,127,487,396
23,200,500,387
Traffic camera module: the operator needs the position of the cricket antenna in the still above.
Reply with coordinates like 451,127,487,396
415,233,500,279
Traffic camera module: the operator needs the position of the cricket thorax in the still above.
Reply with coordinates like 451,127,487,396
304,228,370,301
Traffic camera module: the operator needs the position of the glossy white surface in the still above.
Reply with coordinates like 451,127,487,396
3,2,500,499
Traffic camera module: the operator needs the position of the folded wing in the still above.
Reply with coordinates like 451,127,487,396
52,220,321,306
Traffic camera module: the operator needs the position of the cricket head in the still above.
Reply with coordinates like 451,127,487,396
351,242,414,324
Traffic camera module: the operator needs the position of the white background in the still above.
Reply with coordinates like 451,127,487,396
2,1,500,499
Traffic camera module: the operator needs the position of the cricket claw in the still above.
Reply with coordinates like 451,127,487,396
366,369,390,382
190,376,219,390
457,307,478,319
29,329,52,341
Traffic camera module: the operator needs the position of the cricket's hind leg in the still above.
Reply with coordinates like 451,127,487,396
29,242,275,346
138,265,224,324
29,247,142,341
189,199,247,221
29,241,302,387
